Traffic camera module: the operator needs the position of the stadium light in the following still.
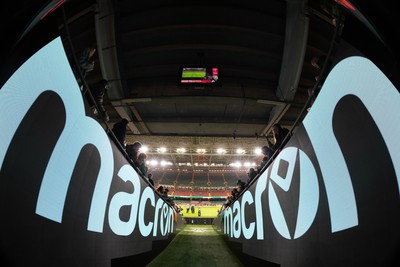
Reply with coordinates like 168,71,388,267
157,147,167,153
254,147,262,155
230,161,242,168
236,148,246,154
150,160,158,166
216,148,226,154
176,147,186,153
196,148,206,154
140,145,149,153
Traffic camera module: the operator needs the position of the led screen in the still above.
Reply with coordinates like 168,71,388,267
179,67,219,84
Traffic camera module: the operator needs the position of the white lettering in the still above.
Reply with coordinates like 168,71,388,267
233,201,241,238
303,56,400,232
160,204,173,236
108,165,141,236
153,198,164,236
268,147,319,239
224,208,233,237
255,170,268,239
0,37,174,238
138,187,155,237
241,191,255,239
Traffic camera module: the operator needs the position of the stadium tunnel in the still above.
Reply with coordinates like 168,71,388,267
1,0,400,266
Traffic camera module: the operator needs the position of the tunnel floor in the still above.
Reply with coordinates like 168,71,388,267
146,225,244,267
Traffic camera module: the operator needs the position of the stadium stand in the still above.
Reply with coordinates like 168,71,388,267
223,173,239,187
177,172,193,187
209,173,225,188
193,172,209,187
161,171,177,186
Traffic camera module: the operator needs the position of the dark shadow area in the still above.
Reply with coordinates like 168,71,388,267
111,234,177,267
223,237,280,267
183,218,214,225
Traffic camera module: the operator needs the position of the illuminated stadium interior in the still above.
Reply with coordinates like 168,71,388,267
1,0,400,266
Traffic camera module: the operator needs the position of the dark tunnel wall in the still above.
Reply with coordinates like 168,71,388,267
215,56,400,267
0,37,181,267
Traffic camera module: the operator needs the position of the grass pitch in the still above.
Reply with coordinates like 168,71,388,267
180,205,221,218
146,225,244,267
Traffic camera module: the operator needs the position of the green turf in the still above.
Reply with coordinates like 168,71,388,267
146,225,244,267
180,206,220,218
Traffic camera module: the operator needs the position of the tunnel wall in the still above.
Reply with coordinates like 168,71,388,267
0,37,182,267
216,55,400,266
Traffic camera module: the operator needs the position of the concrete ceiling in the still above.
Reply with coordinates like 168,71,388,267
4,0,399,171
61,0,337,140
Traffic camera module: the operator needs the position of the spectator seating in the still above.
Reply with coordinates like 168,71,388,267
193,173,209,187
208,173,225,187
177,172,193,187
161,171,177,186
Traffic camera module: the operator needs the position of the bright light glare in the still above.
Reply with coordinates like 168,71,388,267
157,147,167,153
176,147,186,153
217,148,226,154
230,161,242,168
196,148,206,154
236,148,245,154
254,147,262,154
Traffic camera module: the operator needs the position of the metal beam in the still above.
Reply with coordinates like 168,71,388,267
276,0,309,101
95,0,146,134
